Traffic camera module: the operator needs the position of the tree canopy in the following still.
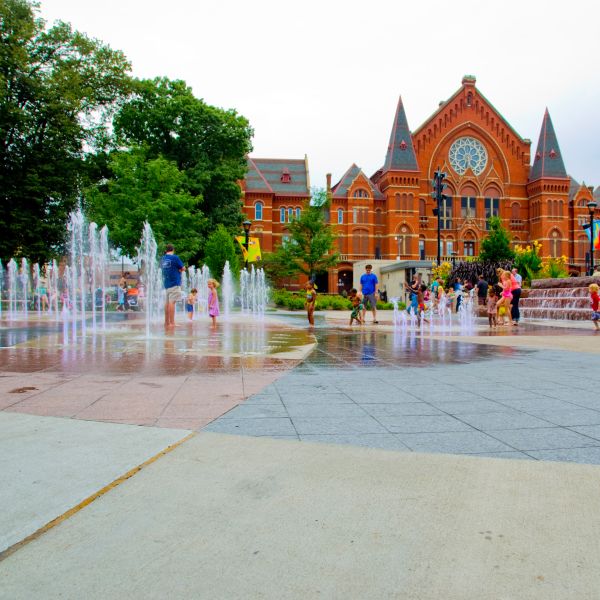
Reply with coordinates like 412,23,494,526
262,188,339,281
203,224,240,281
0,0,132,262
111,77,253,257
479,216,515,262
86,145,205,263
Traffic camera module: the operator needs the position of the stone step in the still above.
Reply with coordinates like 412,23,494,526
527,287,590,299
520,297,591,309
519,307,591,321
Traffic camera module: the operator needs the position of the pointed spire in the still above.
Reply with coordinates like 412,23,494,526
529,109,567,181
383,96,418,172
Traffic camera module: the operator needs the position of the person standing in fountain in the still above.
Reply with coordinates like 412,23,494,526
589,283,600,331
360,265,379,324
510,268,522,326
207,278,220,328
305,281,316,326
161,244,185,327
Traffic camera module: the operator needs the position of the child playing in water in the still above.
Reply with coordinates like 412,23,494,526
349,288,363,325
496,270,512,326
590,283,600,331
207,279,220,327
186,288,198,321
487,287,498,328
417,284,430,323
305,281,316,326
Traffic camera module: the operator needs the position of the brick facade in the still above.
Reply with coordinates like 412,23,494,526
243,76,599,292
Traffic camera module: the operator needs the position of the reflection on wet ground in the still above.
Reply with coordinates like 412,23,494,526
2,312,597,375
0,315,314,375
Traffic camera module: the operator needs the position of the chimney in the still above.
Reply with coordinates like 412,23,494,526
326,173,332,192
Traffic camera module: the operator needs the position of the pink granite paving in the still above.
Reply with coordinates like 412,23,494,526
0,318,310,430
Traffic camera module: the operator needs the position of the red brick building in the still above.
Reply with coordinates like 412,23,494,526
243,76,599,291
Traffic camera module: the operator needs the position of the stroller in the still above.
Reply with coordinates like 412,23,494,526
125,287,139,311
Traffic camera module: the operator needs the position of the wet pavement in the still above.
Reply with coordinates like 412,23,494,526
2,310,600,462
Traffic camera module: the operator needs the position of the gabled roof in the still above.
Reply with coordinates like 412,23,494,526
569,176,580,201
382,96,419,172
529,109,567,182
331,164,384,200
412,76,526,144
245,158,310,196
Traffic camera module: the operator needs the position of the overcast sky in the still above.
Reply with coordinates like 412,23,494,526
40,0,600,190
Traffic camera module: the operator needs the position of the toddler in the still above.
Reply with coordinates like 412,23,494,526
348,288,364,325
207,278,220,327
487,288,498,328
186,288,198,321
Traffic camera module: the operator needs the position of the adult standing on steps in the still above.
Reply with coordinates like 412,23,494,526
360,264,379,324
510,268,522,326
161,244,185,328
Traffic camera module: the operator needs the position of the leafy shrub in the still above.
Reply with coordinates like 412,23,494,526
513,241,543,285
538,255,569,279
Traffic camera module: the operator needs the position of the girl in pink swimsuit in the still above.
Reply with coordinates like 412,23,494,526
496,270,512,326
207,278,220,327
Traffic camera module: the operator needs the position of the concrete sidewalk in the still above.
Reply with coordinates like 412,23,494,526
1,432,599,599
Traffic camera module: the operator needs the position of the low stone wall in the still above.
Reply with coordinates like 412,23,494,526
531,276,600,289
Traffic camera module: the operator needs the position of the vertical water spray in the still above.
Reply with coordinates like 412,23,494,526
99,226,109,330
138,222,162,337
20,258,29,319
222,261,234,318
7,259,17,319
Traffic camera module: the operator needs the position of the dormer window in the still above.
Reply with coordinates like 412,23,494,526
549,149,557,159
281,168,291,184
399,140,407,151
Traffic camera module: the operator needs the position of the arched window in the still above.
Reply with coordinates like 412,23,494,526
352,228,369,255
419,198,426,217
295,207,301,219
375,209,382,225
460,184,477,219
550,229,563,257
280,207,286,223
287,207,294,221
254,201,263,221
401,193,408,211
484,186,500,230
445,237,454,257
577,234,588,261
511,202,520,221
419,235,426,260
353,188,368,198
395,193,400,211
395,226,412,257
337,208,343,224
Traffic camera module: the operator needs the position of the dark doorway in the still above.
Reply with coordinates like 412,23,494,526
337,270,353,294
314,272,329,293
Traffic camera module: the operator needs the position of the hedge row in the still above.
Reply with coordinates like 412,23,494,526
271,289,402,311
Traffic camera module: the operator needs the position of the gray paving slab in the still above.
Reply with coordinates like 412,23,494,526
523,408,600,426
489,427,600,451
284,403,368,418
429,399,509,414
0,412,190,553
3,433,600,599
396,430,515,454
528,447,600,464
360,402,446,417
292,416,388,435
377,414,472,434
456,411,553,430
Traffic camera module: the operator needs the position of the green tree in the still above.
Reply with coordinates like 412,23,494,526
203,225,240,280
112,77,253,256
0,0,131,262
86,146,205,263
262,188,339,281
479,216,515,262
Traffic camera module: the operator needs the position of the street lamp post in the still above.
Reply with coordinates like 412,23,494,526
242,220,252,270
588,201,598,276
431,168,448,268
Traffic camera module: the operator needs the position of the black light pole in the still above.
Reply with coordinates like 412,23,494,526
431,168,447,267
588,201,598,276
242,220,252,270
